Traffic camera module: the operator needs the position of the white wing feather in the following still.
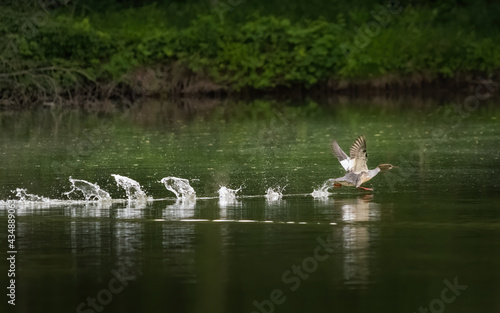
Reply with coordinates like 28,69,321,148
340,158,354,172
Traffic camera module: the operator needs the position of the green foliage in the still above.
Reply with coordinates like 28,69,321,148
35,17,114,74
159,14,349,88
1,0,500,102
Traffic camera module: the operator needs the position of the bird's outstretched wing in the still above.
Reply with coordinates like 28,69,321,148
349,135,368,173
331,140,353,172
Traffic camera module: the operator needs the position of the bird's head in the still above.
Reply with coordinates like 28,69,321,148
377,164,398,171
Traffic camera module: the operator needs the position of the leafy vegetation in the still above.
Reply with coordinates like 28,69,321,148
1,0,499,105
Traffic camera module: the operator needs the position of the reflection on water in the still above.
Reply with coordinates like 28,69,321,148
161,222,197,282
83,220,141,280
115,201,148,219
218,198,242,220
338,196,380,288
69,202,113,218
114,221,143,280
264,199,287,221
313,195,380,288
340,195,379,223
164,199,196,220
342,224,371,288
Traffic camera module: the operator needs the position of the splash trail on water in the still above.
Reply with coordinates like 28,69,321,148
63,177,111,201
218,186,242,201
14,188,50,202
1,176,341,205
111,174,148,201
265,186,286,201
218,185,242,208
160,176,196,200
311,181,331,199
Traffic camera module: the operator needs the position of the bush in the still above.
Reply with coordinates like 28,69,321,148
1,1,500,104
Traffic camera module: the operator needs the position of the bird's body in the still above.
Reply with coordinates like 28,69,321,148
328,136,396,191
330,169,380,187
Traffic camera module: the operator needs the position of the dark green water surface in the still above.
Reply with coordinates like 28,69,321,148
0,98,499,313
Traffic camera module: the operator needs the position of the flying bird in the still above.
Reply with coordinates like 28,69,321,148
328,135,397,191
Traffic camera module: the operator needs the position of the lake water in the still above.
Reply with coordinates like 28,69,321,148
1,97,499,313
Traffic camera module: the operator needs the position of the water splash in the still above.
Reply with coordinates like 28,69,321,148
218,186,241,201
218,186,242,210
160,176,196,200
63,177,111,201
111,174,148,201
13,188,50,202
265,186,285,201
312,181,331,199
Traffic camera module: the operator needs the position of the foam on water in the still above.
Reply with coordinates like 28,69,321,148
63,177,111,201
265,186,285,201
111,174,148,201
160,176,196,200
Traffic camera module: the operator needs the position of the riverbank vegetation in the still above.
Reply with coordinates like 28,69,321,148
1,0,499,107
